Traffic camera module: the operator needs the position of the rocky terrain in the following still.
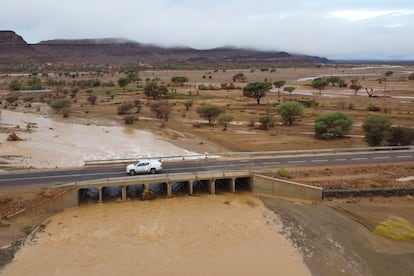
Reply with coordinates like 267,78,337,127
0,30,328,66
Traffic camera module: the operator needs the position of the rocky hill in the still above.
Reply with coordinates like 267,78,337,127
0,31,328,66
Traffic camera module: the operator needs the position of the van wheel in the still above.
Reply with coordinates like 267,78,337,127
150,168,156,174
129,170,136,175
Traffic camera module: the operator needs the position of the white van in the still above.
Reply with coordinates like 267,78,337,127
126,159,163,175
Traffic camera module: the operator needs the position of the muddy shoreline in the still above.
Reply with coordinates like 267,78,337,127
261,196,414,276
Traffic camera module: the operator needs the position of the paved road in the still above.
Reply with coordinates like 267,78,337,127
0,151,413,188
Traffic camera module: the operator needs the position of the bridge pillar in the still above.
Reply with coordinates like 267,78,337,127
98,187,103,204
230,178,236,193
166,182,172,197
188,181,193,196
121,186,127,201
209,179,216,195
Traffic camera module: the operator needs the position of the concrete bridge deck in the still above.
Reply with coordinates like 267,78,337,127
53,170,323,205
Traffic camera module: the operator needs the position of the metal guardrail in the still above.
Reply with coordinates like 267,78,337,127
83,145,414,166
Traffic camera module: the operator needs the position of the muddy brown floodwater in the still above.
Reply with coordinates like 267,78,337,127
1,194,310,275
0,109,195,169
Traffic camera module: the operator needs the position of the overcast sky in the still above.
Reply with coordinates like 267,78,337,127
1,0,413,60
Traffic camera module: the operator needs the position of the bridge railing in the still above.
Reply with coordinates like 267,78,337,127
51,169,251,188
83,145,414,166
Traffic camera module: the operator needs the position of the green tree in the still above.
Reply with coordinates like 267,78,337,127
362,115,392,146
311,78,328,94
184,99,193,111
283,86,296,97
326,76,343,86
243,82,272,104
277,101,304,126
217,113,234,131
171,76,188,85
259,115,274,130
314,111,353,138
232,73,246,82
117,102,134,115
144,82,168,99
196,104,222,125
117,77,130,88
151,101,172,121
50,99,71,112
273,80,286,93
350,79,363,96
87,94,97,105
8,80,22,91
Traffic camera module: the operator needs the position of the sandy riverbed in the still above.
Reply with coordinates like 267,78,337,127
1,194,311,276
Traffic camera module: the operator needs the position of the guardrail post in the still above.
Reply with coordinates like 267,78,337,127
121,186,127,201
98,187,103,204
166,182,172,197
230,178,236,193
209,179,216,195
188,181,193,196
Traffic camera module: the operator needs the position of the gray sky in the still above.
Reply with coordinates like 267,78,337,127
1,0,413,60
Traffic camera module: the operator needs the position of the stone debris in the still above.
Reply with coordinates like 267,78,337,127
6,133,24,141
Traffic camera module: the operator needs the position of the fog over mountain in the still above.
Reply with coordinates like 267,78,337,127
0,31,328,66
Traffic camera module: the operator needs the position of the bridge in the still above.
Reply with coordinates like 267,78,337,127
52,170,323,206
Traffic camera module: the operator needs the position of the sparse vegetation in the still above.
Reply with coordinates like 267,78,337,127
314,111,353,138
362,115,392,146
277,101,304,126
243,81,273,104
117,102,134,115
50,99,71,112
196,104,222,125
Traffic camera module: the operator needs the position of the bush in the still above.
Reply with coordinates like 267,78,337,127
362,115,392,146
87,94,97,105
123,115,136,124
277,101,304,126
387,126,414,146
0,194,12,204
368,103,380,112
8,80,22,91
50,99,71,112
314,111,353,138
117,102,134,115
259,115,274,130
277,168,288,177
5,94,19,104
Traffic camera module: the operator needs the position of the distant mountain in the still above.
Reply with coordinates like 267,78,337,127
0,31,329,66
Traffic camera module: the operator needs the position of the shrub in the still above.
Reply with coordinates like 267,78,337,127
196,104,222,125
314,111,353,138
259,115,274,130
368,103,380,112
117,102,134,115
277,101,304,126
123,115,136,124
0,194,12,204
5,94,19,104
362,115,392,146
387,126,414,146
277,168,288,177
87,94,97,105
50,99,71,112
8,80,22,91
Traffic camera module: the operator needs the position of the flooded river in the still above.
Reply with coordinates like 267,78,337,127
0,109,194,169
2,194,310,275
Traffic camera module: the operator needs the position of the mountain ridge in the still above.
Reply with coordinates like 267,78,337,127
0,31,329,65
